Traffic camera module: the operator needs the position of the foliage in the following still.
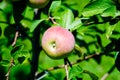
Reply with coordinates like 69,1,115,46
0,0,120,80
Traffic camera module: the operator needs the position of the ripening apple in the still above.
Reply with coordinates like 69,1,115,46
27,0,50,9
41,26,75,59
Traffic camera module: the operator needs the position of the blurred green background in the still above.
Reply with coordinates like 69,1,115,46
0,0,120,80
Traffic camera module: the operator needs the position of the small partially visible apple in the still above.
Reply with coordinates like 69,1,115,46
41,26,75,59
27,0,50,9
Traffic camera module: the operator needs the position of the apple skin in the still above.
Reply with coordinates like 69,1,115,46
27,0,50,9
41,26,75,59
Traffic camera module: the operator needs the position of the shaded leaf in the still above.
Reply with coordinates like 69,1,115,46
14,50,30,64
0,60,10,66
11,45,30,64
115,52,120,71
13,0,27,23
30,19,47,32
83,70,98,80
93,55,102,64
11,45,24,58
96,35,102,47
69,65,83,80
17,56,25,64
115,38,120,51
10,64,31,80
104,39,116,53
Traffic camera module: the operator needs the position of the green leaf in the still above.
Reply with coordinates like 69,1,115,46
11,45,24,58
83,70,98,80
22,6,34,20
16,50,30,64
69,18,82,32
49,1,61,14
76,26,90,36
101,6,116,17
0,0,12,14
11,48,30,64
105,22,118,39
115,11,120,17
30,19,47,32
59,9,74,29
82,0,112,17
0,27,1,36
0,60,10,66
10,64,31,80
69,65,83,80
17,50,30,58
11,45,30,62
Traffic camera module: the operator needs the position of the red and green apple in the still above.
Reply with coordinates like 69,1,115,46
27,0,50,9
41,26,75,59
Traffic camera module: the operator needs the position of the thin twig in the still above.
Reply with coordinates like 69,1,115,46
47,53,99,71
6,30,19,80
35,53,100,80
49,16,58,24
5,58,15,80
12,31,19,47
72,52,99,65
64,58,69,80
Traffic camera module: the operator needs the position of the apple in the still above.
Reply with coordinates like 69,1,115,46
27,0,50,9
41,26,75,59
